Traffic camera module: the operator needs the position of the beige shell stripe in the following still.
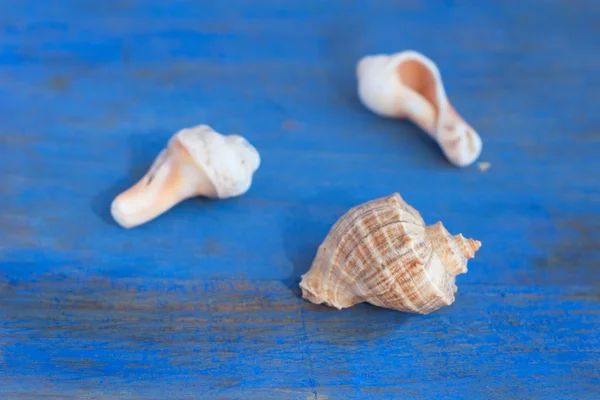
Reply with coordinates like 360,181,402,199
359,219,430,311
384,224,434,311
331,213,426,309
324,202,392,296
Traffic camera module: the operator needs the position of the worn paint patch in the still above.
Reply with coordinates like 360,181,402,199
0,276,316,395
48,76,71,90
306,394,328,400
1,0,600,398
531,212,600,284
282,120,301,130
203,237,223,255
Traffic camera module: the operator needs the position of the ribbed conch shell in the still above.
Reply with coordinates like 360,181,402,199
299,193,481,314
111,124,260,228
356,50,482,167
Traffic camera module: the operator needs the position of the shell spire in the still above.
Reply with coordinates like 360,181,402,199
299,193,481,314
424,222,481,277
455,234,482,260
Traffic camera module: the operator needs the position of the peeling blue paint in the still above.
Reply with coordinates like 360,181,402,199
1,0,599,398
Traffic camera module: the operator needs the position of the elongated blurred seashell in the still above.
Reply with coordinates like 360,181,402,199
356,50,482,167
111,124,260,228
299,193,481,314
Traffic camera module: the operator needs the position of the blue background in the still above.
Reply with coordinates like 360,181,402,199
1,0,598,398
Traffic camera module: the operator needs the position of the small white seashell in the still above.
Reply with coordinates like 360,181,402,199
111,124,261,228
356,50,482,167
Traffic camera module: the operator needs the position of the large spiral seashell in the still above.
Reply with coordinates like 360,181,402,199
299,193,481,314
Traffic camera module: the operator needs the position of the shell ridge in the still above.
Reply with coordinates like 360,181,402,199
324,202,398,298
365,227,432,312
392,243,435,312
331,219,429,307
381,233,433,311
307,203,383,301
389,193,425,225
412,248,455,312
330,194,423,248
335,218,425,281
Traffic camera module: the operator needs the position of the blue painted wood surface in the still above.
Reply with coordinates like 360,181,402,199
1,0,599,398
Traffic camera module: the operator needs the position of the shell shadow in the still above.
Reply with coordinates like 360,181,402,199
282,188,381,297
301,301,414,346
89,132,168,227
318,15,366,111
281,188,362,296
282,188,414,342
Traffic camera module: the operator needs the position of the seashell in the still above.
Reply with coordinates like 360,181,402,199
111,124,261,228
299,193,481,314
356,50,482,167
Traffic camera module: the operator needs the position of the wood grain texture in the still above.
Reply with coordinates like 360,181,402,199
0,0,599,398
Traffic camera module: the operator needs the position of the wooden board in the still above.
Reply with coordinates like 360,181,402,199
1,0,598,398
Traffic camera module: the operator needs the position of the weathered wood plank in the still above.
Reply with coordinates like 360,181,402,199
1,277,598,399
0,0,599,398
